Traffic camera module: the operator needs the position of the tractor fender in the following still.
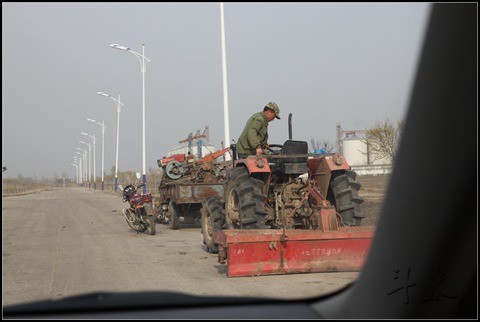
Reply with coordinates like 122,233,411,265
308,154,350,173
324,154,351,171
308,154,351,198
233,157,271,174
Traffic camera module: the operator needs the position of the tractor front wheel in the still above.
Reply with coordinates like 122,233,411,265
224,167,268,229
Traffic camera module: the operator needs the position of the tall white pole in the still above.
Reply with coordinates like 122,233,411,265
84,149,88,185
115,96,121,191
141,44,147,194
87,119,106,191
78,159,81,184
92,133,96,190
102,120,105,191
76,163,79,184
220,2,231,160
78,156,83,184
83,149,87,185
82,132,97,189
97,92,122,192
88,143,91,188
79,141,92,188
109,44,148,192
71,163,78,185
87,118,107,190
80,158,83,184
75,154,82,184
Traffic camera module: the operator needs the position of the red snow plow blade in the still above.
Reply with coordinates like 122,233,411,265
214,226,375,277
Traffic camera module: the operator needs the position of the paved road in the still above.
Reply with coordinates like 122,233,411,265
2,188,359,307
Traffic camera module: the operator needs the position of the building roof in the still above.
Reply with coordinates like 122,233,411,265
342,134,365,141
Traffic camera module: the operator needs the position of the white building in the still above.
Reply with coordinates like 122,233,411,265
341,134,392,176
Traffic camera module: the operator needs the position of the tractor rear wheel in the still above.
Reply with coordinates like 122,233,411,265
224,167,268,229
328,170,365,226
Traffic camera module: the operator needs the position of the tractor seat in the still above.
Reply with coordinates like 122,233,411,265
276,140,308,174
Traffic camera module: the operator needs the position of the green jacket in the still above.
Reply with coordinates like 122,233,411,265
236,112,268,155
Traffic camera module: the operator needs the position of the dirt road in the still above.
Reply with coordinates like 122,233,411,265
357,174,390,226
3,187,368,307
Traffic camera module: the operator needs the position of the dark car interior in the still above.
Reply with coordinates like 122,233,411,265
3,3,477,319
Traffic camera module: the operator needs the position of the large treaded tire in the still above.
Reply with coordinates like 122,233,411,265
201,197,224,253
224,167,268,229
328,170,365,226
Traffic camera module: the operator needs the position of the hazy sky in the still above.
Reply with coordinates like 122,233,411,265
2,2,431,180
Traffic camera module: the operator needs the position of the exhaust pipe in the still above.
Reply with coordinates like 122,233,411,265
288,113,292,140
230,143,237,165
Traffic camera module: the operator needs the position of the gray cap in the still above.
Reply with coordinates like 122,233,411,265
265,102,280,119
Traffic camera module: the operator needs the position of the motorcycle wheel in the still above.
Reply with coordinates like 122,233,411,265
123,208,147,232
148,216,156,235
143,204,156,235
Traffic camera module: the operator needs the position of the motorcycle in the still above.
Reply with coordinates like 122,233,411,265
122,173,156,235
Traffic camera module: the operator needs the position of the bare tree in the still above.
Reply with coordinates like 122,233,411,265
363,119,404,163
310,139,335,154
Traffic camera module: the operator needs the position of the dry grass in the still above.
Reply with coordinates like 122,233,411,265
2,179,55,196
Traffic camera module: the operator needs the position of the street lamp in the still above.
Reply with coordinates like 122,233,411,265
97,91,124,192
76,148,87,186
75,149,84,184
73,155,82,184
79,140,92,189
87,118,107,191
82,132,97,190
70,163,79,185
110,43,150,194
73,157,81,185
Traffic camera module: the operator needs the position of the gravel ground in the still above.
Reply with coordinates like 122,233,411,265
356,174,391,226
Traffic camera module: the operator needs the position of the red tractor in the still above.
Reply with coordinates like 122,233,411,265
201,115,373,277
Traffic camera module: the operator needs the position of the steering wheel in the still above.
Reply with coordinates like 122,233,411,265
266,144,283,155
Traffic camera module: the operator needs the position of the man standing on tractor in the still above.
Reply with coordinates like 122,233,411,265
236,102,281,159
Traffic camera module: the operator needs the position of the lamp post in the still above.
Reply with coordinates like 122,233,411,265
73,155,82,184
82,132,97,190
110,43,150,194
79,140,92,189
87,118,107,191
97,91,124,192
80,148,87,184
71,163,78,185
73,156,81,185
75,149,83,185
220,2,231,161
76,148,87,186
